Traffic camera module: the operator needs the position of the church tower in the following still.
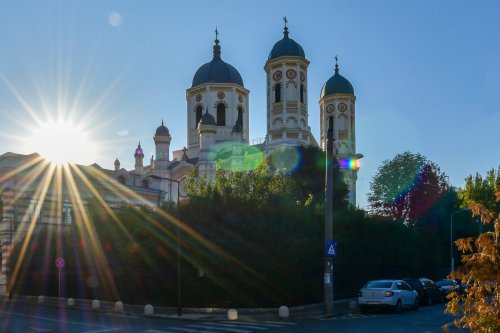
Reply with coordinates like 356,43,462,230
186,29,250,159
319,57,358,205
134,142,144,174
264,18,316,149
153,120,171,170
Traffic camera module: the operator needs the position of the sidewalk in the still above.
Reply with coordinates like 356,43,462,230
1,295,358,322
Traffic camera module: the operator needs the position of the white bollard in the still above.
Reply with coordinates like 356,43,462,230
278,306,289,319
227,308,238,321
38,296,45,304
67,298,75,307
115,301,124,312
91,299,100,310
144,304,154,315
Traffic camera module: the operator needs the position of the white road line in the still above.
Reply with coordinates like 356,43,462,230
262,321,297,325
188,324,252,333
220,321,282,328
200,322,268,330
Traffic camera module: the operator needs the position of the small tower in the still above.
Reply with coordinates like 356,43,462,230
264,17,315,149
319,57,358,205
197,109,217,180
114,158,120,171
154,120,171,170
134,142,144,174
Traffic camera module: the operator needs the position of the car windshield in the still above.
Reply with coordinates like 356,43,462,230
436,280,452,286
365,281,393,288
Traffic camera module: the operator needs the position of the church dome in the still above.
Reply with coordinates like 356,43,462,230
134,143,144,157
199,111,216,126
155,120,170,136
320,63,354,98
268,26,305,60
192,36,244,87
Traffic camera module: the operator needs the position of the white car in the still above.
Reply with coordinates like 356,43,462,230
358,279,419,313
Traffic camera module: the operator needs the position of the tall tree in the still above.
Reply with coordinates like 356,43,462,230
458,166,500,214
447,188,500,333
368,151,448,224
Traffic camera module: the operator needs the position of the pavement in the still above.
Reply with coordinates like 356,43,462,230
1,295,357,322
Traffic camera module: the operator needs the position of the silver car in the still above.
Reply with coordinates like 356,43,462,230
358,279,419,313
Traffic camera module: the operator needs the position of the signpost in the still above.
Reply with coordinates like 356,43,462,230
55,257,65,299
325,241,337,257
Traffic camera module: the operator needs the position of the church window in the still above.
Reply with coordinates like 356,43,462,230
62,202,73,225
117,176,125,184
217,103,226,126
328,116,334,131
142,179,149,188
351,116,355,133
195,105,203,126
339,115,348,131
237,106,243,128
300,84,304,103
275,83,281,103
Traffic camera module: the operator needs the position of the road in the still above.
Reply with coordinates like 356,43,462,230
0,301,467,333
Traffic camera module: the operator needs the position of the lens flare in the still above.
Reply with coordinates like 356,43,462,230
208,141,265,171
268,147,302,173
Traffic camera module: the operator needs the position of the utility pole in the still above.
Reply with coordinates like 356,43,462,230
324,126,334,313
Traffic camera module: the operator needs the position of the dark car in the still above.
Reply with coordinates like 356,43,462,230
403,278,444,305
436,279,460,298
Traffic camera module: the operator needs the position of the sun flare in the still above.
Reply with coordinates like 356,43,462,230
25,120,97,165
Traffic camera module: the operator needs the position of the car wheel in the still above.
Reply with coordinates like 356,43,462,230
412,297,419,310
394,299,402,313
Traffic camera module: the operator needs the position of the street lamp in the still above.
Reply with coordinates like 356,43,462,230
324,126,363,313
450,208,471,272
155,176,182,316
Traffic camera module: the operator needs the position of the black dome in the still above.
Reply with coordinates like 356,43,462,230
200,111,216,126
192,38,243,87
155,121,170,136
320,65,354,98
268,27,305,60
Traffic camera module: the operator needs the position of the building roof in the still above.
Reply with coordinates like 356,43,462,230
268,26,305,60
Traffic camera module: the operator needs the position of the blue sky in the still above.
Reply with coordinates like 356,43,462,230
0,0,498,209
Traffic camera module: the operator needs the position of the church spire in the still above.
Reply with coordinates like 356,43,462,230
334,55,339,74
213,27,221,60
283,16,289,38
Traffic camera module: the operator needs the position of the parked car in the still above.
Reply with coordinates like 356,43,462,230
403,278,444,305
436,279,460,298
358,279,419,313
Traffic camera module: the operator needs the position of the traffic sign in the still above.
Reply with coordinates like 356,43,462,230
55,257,65,269
325,241,337,257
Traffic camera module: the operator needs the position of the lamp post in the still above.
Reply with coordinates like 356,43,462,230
324,126,362,313
157,176,182,316
450,208,471,272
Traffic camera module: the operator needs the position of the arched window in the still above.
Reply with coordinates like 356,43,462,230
117,175,125,184
237,106,243,127
217,103,226,126
195,105,203,126
328,116,334,131
142,179,149,188
300,84,304,103
275,83,281,103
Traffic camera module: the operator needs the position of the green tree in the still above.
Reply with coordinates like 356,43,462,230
447,188,500,333
458,167,500,214
368,151,448,225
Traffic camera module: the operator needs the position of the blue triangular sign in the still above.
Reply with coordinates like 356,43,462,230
328,244,335,255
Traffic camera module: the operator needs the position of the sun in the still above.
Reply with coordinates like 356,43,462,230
26,120,97,165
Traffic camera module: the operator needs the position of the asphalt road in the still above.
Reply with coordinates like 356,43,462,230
0,301,468,333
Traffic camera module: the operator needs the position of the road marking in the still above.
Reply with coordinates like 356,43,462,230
188,324,252,333
199,322,268,330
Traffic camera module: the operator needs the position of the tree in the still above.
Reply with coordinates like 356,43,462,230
446,187,500,333
458,167,500,214
368,151,448,225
